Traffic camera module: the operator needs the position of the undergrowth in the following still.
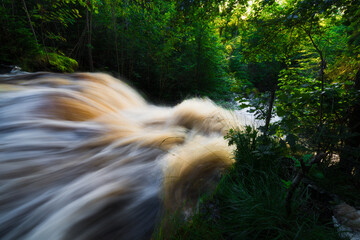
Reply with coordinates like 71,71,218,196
154,127,343,240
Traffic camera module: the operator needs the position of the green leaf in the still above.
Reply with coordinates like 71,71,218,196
281,179,292,189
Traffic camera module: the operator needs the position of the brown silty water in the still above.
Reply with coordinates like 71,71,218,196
0,72,243,240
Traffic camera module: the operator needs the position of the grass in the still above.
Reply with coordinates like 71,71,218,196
153,128,344,240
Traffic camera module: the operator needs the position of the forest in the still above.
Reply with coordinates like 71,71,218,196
1,0,360,239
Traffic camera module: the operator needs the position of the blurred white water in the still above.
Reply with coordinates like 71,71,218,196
234,100,282,129
0,72,238,240
0,65,28,76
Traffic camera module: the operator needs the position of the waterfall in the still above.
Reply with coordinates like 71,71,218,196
0,72,242,240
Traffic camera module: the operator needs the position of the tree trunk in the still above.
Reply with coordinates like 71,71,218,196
39,15,49,63
305,26,327,153
22,0,38,44
194,29,202,90
340,68,360,176
111,2,120,74
86,8,94,71
121,0,129,76
264,89,276,135
305,28,326,128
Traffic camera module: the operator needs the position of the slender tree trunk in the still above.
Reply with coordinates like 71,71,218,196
305,28,326,129
305,26,326,152
194,29,202,90
264,89,276,134
86,8,94,71
340,68,360,176
111,2,120,74
39,19,49,63
11,0,15,16
22,0,38,44
147,55,151,91
121,0,129,76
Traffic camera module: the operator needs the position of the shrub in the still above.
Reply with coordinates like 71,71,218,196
154,128,342,240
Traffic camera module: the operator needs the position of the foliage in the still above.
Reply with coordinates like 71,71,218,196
154,128,342,240
35,51,78,72
226,0,360,174
0,3,39,65
0,0,232,102
276,65,358,150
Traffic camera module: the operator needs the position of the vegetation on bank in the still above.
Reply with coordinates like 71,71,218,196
1,0,360,238
154,128,357,239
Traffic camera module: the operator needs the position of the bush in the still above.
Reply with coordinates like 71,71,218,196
154,128,342,240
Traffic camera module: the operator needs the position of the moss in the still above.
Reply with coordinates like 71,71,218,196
36,51,78,72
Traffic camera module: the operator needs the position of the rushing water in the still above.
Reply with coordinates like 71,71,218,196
0,72,242,240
